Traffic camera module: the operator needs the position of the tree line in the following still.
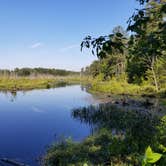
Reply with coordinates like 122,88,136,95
0,68,79,77
81,0,166,92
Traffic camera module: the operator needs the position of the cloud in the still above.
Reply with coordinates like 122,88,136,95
59,44,80,52
30,42,43,49
31,106,45,113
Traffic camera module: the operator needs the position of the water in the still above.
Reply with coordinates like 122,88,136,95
0,85,96,166
43,97,165,165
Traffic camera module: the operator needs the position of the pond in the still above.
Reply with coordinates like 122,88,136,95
0,85,97,166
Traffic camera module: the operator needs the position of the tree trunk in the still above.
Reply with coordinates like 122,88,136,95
151,65,159,92
151,55,159,92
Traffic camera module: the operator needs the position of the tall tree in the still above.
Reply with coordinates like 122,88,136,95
81,26,128,79
127,0,166,91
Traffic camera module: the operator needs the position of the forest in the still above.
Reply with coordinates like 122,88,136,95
80,0,166,97
0,67,79,77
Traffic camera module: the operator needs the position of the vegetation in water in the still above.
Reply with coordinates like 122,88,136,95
0,67,81,91
0,76,81,91
44,103,166,166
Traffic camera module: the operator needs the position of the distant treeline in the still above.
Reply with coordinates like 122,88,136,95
0,68,80,77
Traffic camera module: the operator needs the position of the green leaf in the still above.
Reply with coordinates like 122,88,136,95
142,158,147,166
83,163,88,166
146,152,162,163
145,146,153,157
159,144,166,153
144,146,162,164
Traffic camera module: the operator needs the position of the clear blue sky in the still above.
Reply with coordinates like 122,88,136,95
0,0,140,71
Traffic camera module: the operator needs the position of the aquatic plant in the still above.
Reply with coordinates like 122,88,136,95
44,103,166,166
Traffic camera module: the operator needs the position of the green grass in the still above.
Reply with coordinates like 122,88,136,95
1,76,165,98
0,76,81,91
160,99,166,107
44,131,137,166
81,76,166,98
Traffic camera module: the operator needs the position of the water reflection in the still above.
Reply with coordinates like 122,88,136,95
0,85,94,166
45,102,165,166
72,103,160,152
0,83,69,103
0,90,17,102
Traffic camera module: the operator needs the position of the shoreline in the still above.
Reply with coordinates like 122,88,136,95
0,77,165,110
0,77,81,91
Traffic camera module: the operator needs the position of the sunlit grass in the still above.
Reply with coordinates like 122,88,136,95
0,76,81,91
81,76,165,97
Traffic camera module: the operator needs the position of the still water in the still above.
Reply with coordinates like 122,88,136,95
0,85,96,166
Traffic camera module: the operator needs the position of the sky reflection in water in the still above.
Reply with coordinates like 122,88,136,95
0,85,96,166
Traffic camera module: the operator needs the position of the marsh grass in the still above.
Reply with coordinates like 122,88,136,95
81,76,165,97
1,75,164,97
0,76,81,91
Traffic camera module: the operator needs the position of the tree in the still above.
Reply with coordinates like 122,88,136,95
81,0,166,90
127,0,166,91
81,26,128,80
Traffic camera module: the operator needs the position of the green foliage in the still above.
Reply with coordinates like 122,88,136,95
81,26,128,81
83,163,88,166
127,0,166,91
44,103,166,166
159,144,166,153
81,0,166,92
82,61,101,78
157,116,166,145
0,67,79,77
81,26,127,59
126,56,148,84
142,146,162,166
145,58,166,89
0,76,81,91
87,78,160,96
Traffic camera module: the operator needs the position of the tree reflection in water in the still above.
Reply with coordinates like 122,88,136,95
45,102,166,165
72,103,160,153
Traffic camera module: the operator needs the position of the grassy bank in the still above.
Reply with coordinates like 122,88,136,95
1,76,165,97
81,77,166,98
0,76,81,91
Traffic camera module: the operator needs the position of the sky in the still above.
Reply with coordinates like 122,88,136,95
0,0,140,71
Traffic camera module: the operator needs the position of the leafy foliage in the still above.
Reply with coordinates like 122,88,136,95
44,103,166,166
81,0,166,92
142,146,165,166
81,26,127,59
